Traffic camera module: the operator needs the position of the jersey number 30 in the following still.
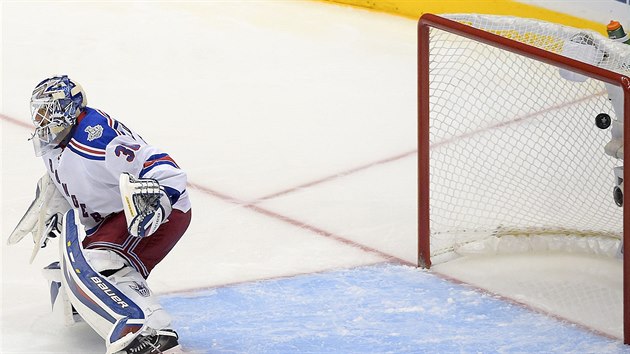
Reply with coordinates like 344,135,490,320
114,144,141,162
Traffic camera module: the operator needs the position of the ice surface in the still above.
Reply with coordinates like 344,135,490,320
1,1,627,353
163,264,630,353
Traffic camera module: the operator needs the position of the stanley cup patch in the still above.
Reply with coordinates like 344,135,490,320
85,125,104,141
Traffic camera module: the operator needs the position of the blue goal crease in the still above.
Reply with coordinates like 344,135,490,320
159,263,630,354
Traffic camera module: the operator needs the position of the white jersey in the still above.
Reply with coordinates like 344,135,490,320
42,107,191,235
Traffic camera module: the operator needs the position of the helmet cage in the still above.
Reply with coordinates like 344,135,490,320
29,76,85,156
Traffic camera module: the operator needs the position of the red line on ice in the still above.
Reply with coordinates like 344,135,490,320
3,99,618,340
186,181,414,266
0,113,33,129
253,149,418,202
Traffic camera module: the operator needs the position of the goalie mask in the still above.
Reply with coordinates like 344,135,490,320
30,75,86,156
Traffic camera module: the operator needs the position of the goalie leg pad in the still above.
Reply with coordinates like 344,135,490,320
84,249,172,332
59,210,172,354
42,262,83,326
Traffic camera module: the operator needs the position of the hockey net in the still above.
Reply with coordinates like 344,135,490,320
418,13,630,341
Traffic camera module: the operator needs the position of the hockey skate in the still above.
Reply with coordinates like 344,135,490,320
117,329,182,354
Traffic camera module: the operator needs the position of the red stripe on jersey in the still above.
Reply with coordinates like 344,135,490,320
69,140,106,155
143,155,178,169
76,111,87,124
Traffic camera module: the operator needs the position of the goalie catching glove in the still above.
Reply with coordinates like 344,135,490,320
119,173,172,238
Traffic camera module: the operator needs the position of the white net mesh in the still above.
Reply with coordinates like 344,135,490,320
444,14,630,75
427,14,630,262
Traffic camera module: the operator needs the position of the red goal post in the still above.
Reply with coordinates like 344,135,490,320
418,13,630,342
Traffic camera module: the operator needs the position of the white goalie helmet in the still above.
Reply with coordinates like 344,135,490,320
30,75,87,156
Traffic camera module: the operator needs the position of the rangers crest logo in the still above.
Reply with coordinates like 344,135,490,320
85,125,104,141
129,281,150,297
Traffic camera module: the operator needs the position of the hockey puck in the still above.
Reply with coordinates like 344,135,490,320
595,113,611,129
614,186,623,207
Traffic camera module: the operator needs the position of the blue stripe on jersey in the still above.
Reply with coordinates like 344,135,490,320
162,185,182,205
73,108,120,150
139,160,179,177
67,143,106,160
146,153,169,161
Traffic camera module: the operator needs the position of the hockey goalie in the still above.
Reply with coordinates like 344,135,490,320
7,76,192,354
